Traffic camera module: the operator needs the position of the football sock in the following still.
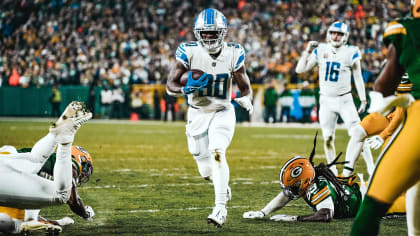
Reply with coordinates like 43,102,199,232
343,125,366,177
211,150,229,207
361,141,375,176
350,195,390,236
54,143,72,194
31,133,57,164
323,140,338,175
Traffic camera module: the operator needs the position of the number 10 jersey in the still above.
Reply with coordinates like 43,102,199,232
176,41,245,112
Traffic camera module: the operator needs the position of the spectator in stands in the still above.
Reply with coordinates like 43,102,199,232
111,85,125,119
264,80,278,123
50,84,62,117
279,85,293,122
100,85,113,119
163,92,177,122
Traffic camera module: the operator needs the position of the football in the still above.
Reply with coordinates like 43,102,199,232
180,69,206,86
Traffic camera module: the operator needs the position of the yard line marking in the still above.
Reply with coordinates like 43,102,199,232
83,180,281,189
111,204,307,214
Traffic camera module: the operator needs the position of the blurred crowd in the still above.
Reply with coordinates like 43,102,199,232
0,0,412,89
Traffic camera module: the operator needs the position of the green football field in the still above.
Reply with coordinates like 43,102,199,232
0,120,407,235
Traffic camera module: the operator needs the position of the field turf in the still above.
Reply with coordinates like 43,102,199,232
0,120,407,235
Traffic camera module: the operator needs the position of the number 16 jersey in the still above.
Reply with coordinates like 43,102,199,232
176,41,245,112
310,43,361,97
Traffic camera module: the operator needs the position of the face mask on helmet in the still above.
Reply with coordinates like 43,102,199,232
194,8,227,54
280,156,316,200
71,146,93,186
326,21,349,47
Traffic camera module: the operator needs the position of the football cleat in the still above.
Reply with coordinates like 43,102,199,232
49,101,92,144
207,205,227,228
20,220,62,235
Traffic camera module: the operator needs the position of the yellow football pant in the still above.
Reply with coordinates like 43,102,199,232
367,100,420,204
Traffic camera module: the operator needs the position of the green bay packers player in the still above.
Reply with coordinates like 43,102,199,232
0,145,95,234
243,134,405,222
0,101,91,233
342,74,412,178
351,1,420,235
166,8,253,227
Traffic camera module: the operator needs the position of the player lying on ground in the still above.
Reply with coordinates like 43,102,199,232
243,133,406,222
0,101,92,234
0,145,95,234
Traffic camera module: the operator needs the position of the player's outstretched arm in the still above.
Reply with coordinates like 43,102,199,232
243,192,291,219
296,208,333,222
67,171,94,221
166,61,188,96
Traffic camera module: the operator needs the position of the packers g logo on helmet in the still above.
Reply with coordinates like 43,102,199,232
71,146,93,185
280,156,315,200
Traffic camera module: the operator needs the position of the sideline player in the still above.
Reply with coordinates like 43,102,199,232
351,1,420,235
295,21,371,176
166,8,253,227
0,102,91,208
0,145,95,234
242,135,405,222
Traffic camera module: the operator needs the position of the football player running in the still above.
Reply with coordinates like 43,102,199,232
351,1,420,235
243,134,406,223
0,101,92,233
296,21,372,176
0,145,95,234
166,9,253,227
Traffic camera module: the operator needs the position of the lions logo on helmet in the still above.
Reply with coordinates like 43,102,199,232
326,21,350,47
279,156,316,200
193,8,227,54
71,146,93,185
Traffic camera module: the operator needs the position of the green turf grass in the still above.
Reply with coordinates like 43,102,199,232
0,120,407,235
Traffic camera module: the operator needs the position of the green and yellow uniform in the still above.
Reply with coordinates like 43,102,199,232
351,12,420,236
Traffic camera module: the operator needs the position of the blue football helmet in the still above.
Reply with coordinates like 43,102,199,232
193,8,227,53
326,21,349,47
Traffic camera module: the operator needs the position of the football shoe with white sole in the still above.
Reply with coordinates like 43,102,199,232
19,220,62,235
207,205,227,228
49,101,92,144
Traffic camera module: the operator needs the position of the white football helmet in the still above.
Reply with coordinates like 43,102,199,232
326,21,349,47
193,8,227,54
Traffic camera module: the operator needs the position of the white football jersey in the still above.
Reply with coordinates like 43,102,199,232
175,41,245,111
309,43,361,96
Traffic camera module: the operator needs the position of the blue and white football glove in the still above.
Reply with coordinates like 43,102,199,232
182,71,208,94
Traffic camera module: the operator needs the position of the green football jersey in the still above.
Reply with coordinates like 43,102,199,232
305,176,362,219
383,18,420,99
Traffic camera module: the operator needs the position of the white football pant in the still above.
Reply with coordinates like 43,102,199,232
187,106,235,207
0,133,72,209
319,94,360,175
